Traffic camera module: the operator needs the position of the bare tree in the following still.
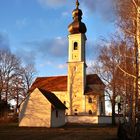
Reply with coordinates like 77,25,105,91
21,64,36,96
89,38,134,125
0,49,36,116
115,1,140,138
115,0,140,120
0,49,21,104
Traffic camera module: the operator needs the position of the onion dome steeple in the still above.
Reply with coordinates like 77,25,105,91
68,0,87,34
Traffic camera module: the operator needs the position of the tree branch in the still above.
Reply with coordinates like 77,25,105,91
131,0,138,10
117,64,136,78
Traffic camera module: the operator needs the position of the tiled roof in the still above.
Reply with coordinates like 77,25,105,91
29,76,67,92
86,74,105,85
38,88,67,109
29,74,104,93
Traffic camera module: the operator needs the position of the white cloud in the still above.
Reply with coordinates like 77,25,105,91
37,0,115,22
57,63,67,69
0,33,10,50
38,18,47,29
62,11,69,17
16,18,29,29
82,0,116,22
87,59,95,68
56,36,62,40
86,59,96,74
15,36,67,65
39,60,52,67
38,0,66,8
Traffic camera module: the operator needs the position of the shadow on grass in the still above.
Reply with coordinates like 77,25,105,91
0,123,118,140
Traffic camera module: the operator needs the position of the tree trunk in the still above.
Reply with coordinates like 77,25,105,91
0,91,1,101
112,100,116,126
16,90,19,114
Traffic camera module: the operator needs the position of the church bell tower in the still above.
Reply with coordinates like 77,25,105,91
67,0,87,115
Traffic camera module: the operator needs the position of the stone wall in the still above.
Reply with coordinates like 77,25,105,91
66,115,124,124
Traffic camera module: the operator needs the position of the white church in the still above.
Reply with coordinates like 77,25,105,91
19,0,105,127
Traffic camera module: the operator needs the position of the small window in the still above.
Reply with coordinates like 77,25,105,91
64,101,66,105
74,42,78,50
88,97,92,103
74,109,78,115
100,101,103,114
89,110,92,115
56,110,58,118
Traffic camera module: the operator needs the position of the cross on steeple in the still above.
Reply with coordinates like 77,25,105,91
68,0,87,34
76,0,79,9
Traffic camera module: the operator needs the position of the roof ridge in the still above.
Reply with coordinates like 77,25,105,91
87,74,97,75
29,74,104,93
36,75,67,79
38,88,51,93
38,88,67,109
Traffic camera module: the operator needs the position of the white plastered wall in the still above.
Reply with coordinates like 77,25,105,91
19,88,51,127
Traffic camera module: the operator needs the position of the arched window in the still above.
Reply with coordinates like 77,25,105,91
64,101,66,105
74,42,78,50
56,110,58,118
88,97,92,103
100,101,103,115
74,109,78,115
89,110,92,115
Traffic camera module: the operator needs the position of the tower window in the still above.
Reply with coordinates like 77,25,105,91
74,42,78,50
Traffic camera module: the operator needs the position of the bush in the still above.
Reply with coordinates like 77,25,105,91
0,100,10,116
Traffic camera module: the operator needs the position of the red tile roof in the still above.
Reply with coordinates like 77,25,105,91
86,74,105,85
29,74,104,93
29,76,67,92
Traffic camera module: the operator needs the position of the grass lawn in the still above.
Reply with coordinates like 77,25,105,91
0,123,118,140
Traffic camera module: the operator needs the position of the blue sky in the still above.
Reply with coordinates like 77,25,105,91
0,0,116,77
